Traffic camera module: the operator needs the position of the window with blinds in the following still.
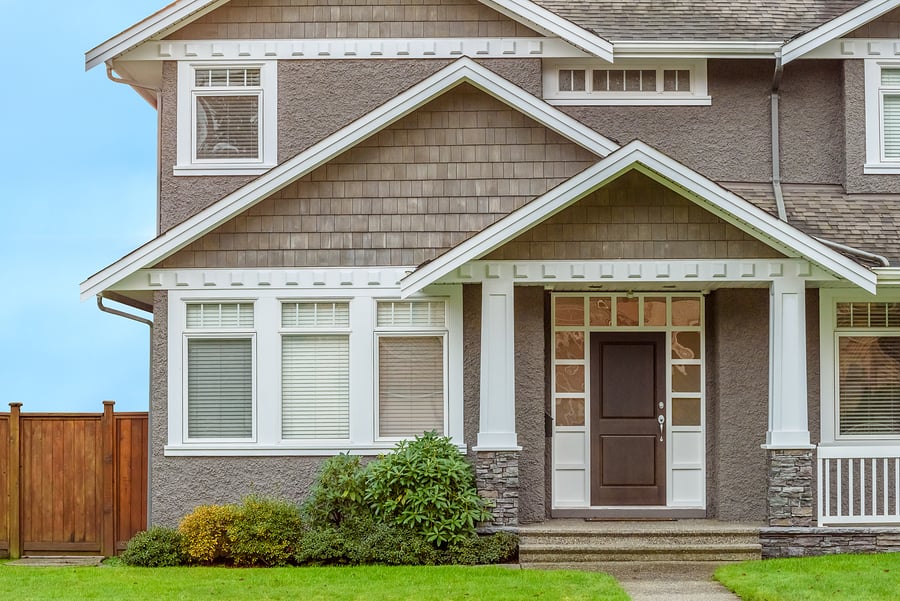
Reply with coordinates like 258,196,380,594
555,66,693,95
838,336,900,436
281,302,350,440
186,303,254,329
378,336,445,438
187,338,253,439
377,301,445,328
194,67,262,161
882,68,900,160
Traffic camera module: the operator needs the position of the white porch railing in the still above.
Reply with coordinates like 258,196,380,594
817,446,900,526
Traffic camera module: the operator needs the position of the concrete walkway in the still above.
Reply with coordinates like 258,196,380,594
4,556,104,567
590,561,741,601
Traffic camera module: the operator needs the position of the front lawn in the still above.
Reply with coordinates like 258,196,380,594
716,554,900,601
0,564,629,601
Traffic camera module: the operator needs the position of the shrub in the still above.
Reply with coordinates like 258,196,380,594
303,454,369,528
447,532,519,565
178,503,237,564
295,527,352,566
228,495,305,567
120,526,185,567
365,431,492,547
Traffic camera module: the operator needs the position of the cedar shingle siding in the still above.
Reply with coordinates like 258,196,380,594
486,171,785,261
158,84,598,268
165,0,539,40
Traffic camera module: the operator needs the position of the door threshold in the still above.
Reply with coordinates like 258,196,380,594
551,507,706,519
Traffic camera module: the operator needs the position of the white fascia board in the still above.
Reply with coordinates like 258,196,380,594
478,0,613,60
80,57,617,301
400,140,877,296
781,0,900,64
612,40,782,59
85,0,227,71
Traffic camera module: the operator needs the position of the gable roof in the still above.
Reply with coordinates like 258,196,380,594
530,0,869,42
85,0,613,70
399,140,878,296
782,0,900,63
80,58,618,300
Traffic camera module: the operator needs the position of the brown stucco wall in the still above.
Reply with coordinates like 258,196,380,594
846,7,900,37
149,291,332,527
165,0,539,40
485,170,785,260
705,288,769,522
843,59,900,194
159,58,544,233
463,284,481,454
158,82,598,268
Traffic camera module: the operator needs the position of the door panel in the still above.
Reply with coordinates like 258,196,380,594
591,332,666,506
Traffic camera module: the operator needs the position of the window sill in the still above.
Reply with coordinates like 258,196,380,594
165,442,468,456
863,163,900,175
173,163,276,177
545,96,711,106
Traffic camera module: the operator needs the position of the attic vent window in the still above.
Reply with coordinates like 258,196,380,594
544,60,709,106
176,62,277,176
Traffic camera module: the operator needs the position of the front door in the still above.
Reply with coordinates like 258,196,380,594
590,332,666,505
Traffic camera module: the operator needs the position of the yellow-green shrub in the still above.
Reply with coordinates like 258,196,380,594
178,504,237,564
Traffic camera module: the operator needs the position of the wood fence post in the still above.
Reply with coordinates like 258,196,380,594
8,403,21,560
101,401,116,557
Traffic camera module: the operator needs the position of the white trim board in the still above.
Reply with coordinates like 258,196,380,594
80,57,617,301
399,140,877,296
85,0,613,69
781,0,900,64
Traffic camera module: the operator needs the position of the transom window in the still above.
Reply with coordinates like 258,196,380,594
176,62,277,176
544,60,709,106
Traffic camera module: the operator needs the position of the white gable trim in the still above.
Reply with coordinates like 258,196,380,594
80,57,617,301
399,140,877,296
85,0,612,70
781,0,900,64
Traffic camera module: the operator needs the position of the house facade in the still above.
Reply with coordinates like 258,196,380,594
84,0,900,551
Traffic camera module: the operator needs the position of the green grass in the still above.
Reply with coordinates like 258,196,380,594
716,554,900,601
0,564,628,601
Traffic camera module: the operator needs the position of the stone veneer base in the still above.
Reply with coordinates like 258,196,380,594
761,527,900,558
474,451,519,530
767,449,814,527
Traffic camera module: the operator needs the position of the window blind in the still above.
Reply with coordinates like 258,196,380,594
282,335,350,439
839,336,900,435
282,302,350,328
378,336,444,437
186,303,254,328
836,302,900,328
187,338,253,439
376,301,445,328
196,95,260,160
884,94,900,159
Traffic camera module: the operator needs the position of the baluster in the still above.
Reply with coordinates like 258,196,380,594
861,459,867,517
884,458,889,519
849,459,854,517
837,459,843,519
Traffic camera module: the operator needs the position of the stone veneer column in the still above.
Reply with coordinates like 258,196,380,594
767,449,814,527
475,451,519,529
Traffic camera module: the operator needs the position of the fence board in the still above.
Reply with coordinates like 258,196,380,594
1,404,147,558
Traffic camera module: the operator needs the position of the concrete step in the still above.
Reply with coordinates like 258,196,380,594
519,531,759,548
519,543,762,563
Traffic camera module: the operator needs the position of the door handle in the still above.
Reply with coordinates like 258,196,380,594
657,414,665,442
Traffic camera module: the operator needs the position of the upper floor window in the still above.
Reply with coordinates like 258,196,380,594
543,59,709,106
865,60,900,174
176,62,277,176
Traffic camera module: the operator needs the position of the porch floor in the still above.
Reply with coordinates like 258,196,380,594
518,519,763,565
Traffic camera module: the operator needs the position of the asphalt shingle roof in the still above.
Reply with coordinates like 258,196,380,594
532,0,869,41
723,183,900,265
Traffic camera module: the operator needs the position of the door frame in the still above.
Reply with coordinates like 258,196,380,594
550,292,706,515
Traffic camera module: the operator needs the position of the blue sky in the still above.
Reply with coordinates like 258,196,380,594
1,1,166,412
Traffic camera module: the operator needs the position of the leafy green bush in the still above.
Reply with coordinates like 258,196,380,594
303,454,369,528
447,532,519,565
120,526,186,567
365,431,492,546
228,495,305,566
178,504,236,564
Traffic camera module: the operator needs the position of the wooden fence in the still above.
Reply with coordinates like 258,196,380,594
1,402,148,558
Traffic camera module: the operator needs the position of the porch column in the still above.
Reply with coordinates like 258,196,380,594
765,277,814,527
766,277,811,448
474,277,520,451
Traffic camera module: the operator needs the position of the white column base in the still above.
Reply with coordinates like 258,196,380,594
473,431,522,452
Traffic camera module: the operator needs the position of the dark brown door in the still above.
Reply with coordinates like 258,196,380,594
590,332,665,506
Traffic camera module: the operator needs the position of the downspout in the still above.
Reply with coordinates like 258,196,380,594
106,63,164,235
771,56,889,267
97,295,155,527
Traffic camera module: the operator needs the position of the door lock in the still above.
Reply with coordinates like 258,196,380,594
657,414,665,442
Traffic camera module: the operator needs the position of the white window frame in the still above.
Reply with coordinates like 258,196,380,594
166,285,464,455
175,61,277,176
181,301,258,443
374,300,450,442
543,59,710,106
864,59,900,174
820,289,900,444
